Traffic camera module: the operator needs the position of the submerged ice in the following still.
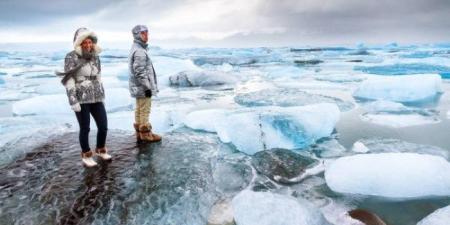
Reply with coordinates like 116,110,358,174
232,190,330,225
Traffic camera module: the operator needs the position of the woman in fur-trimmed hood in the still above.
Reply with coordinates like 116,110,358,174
56,27,112,167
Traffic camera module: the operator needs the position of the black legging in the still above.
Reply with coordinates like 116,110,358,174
75,102,108,153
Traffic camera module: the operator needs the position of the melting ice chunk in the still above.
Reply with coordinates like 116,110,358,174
353,74,442,103
417,205,450,225
169,70,238,87
231,190,330,225
359,100,440,128
184,103,340,155
325,153,450,198
235,88,353,111
232,191,329,225
354,63,450,76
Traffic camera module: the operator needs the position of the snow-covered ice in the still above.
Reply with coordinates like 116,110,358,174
353,74,442,103
325,153,450,198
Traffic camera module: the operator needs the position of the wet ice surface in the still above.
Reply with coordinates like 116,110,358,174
0,130,234,225
1,44,450,224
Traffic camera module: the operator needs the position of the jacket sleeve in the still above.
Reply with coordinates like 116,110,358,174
147,58,158,93
64,54,79,106
132,50,151,91
95,56,102,83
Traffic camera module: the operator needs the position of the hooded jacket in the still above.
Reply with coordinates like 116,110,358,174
62,28,105,106
128,28,158,98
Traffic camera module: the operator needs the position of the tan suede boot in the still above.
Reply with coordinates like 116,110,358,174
133,123,141,142
149,124,162,142
139,124,162,143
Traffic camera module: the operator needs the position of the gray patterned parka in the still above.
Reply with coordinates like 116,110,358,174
62,28,104,106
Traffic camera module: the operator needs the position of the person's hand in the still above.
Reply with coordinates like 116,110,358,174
71,103,81,112
145,89,152,98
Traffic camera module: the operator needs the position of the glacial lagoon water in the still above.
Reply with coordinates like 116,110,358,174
0,44,450,225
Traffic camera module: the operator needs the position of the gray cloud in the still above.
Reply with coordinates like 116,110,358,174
0,0,125,26
251,0,450,43
0,0,449,45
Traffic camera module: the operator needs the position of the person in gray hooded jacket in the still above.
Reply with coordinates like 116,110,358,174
57,27,112,167
128,25,162,142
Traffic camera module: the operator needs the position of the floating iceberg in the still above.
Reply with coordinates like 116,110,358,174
401,51,434,59
193,56,257,66
352,141,369,153
314,74,365,83
362,113,439,128
184,104,340,155
169,70,238,87
235,88,353,111
347,49,372,55
325,153,450,198
353,74,442,103
349,138,450,160
354,63,450,76
260,65,304,79
232,190,330,225
359,100,440,128
192,50,281,66
417,205,450,225
153,56,201,75
12,88,133,116
362,100,410,112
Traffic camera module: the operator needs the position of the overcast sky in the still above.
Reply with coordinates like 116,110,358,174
0,0,449,47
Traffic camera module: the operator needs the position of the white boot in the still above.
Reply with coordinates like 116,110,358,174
81,151,98,167
95,147,112,160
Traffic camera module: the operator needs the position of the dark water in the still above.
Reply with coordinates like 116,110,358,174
336,81,450,150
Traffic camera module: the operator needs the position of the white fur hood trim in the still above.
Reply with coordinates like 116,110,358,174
73,29,102,56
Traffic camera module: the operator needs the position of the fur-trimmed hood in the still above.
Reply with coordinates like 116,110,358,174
73,27,102,56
